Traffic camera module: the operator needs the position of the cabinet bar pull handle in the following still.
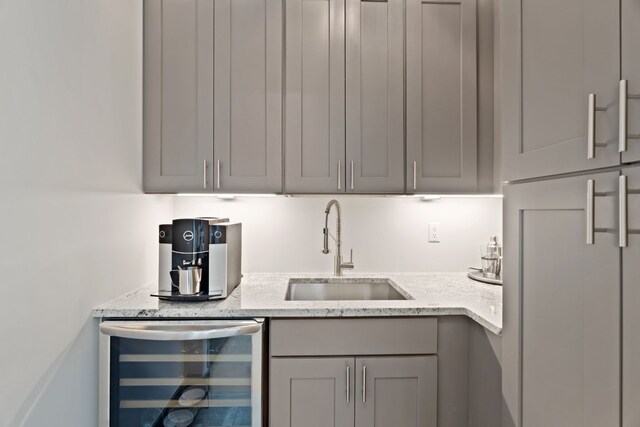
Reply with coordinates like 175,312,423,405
619,80,640,153
203,160,207,189
346,365,350,403
350,161,354,191
338,160,342,191
413,161,417,191
620,175,628,248
362,365,367,403
587,179,595,244
587,93,608,159
216,160,221,190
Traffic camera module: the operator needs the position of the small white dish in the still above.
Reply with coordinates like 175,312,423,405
178,387,206,407
163,409,195,427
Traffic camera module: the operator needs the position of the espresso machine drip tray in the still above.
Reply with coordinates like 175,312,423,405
150,291,223,302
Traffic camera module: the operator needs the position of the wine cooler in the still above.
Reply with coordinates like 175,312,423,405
99,319,264,427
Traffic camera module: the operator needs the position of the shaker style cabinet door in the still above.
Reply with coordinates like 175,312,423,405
270,357,354,427
621,0,640,164
143,0,214,193
345,0,404,193
214,0,282,193
622,166,640,427
284,0,346,193
502,172,621,427
406,0,478,193
501,0,620,182
355,356,437,427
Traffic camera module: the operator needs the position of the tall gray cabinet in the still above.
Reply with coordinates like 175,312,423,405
143,0,282,193
501,0,640,426
406,0,478,193
143,0,214,193
285,0,405,193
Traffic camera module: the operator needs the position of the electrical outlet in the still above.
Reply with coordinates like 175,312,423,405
429,223,440,243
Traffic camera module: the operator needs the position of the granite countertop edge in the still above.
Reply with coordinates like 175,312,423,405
92,272,503,335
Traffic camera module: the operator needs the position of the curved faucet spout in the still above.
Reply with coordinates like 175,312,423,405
322,200,354,276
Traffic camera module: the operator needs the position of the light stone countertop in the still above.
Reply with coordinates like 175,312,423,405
92,272,503,335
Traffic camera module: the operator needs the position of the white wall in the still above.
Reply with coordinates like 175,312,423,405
0,0,172,425
173,196,502,273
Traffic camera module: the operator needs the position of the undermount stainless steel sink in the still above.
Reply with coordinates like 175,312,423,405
285,278,411,301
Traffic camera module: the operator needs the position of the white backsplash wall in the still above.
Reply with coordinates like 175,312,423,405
173,196,503,273
0,1,172,425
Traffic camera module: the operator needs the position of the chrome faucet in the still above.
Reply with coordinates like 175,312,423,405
322,199,355,276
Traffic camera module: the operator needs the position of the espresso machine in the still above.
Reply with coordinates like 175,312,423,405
153,218,242,301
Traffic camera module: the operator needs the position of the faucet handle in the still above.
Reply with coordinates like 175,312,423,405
342,249,355,270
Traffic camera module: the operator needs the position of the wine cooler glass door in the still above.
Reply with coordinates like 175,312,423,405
99,320,264,427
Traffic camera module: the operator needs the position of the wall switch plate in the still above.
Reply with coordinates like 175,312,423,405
429,223,440,243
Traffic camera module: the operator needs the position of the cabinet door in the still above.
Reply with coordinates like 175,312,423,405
143,0,214,193
622,166,640,427
502,172,621,427
345,0,404,193
621,0,640,164
355,356,437,427
270,357,354,427
406,0,477,193
285,0,345,194
501,0,620,182
214,0,282,193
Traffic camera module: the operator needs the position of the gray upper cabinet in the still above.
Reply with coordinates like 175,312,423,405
213,0,283,193
406,0,478,193
355,356,437,427
285,0,345,193
143,0,214,193
270,357,354,427
621,0,640,164
345,0,404,193
501,0,620,182
503,171,621,427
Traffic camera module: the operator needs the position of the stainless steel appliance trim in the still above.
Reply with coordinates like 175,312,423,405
620,175,628,248
99,320,110,427
99,320,262,341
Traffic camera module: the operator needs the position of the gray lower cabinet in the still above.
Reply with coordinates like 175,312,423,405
270,357,354,427
503,171,621,427
355,356,437,427
345,0,404,193
213,0,282,193
621,0,640,164
623,166,640,427
406,0,478,193
284,0,345,193
500,0,620,182
143,0,214,193
270,356,437,427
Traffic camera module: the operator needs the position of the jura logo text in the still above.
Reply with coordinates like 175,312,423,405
183,231,194,242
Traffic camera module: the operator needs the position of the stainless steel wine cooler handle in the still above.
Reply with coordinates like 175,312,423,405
100,320,262,341
362,365,367,403
619,80,640,153
620,175,628,248
346,365,350,403
587,93,608,159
